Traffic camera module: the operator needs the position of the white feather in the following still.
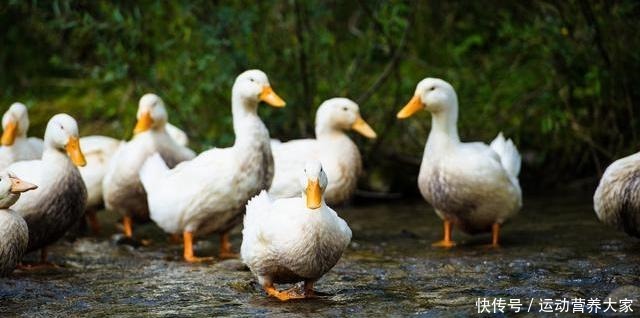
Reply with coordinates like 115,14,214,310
268,98,371,205
241,189,351,286
78,135,122,208
490,132,521,178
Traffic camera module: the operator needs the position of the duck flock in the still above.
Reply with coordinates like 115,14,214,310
0,70,637,301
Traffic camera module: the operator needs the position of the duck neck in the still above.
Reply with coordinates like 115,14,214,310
230,93,274,189
42,143,70,164
231,94,270,160
16,128,28,139
426,106,460,153
0,193,19,209
316,123,348,140
231,95,266,144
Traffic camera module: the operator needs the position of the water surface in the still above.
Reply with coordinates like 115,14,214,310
1,193,639,316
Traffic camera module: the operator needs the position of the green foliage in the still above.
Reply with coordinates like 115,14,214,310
0,0,638,192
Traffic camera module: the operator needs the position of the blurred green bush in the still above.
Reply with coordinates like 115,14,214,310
0,1,638,194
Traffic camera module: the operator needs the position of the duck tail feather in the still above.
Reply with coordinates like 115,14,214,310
244,190,272,224
490,132,521,177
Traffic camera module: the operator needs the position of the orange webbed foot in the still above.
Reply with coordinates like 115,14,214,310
184,255,214,263
265,285,306,301
432,240,457,248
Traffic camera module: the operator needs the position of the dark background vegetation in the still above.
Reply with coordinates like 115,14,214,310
0,1,638,196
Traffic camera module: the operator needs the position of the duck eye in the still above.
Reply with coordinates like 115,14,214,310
249,78,255,82
342,107,348,111
430,87,435,91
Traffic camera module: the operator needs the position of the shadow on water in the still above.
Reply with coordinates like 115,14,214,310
1,192,639,316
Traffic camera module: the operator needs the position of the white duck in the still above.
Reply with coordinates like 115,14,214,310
78,122,190,234
0,103,44,170
593,151,640,238
139,69,285,262
241,161,352,301
269,98,376,205
165,122,190,147
103,93,196,238
8,114,87,263
397,78,522,247
0,171,37,276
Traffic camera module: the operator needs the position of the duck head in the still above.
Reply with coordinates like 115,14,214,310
134,93,168,134
233,70,286,109
44,114,86,167
316,98,377,138
397,78,458,119
0,171,37,209
299,161,328,209
1,103,30,146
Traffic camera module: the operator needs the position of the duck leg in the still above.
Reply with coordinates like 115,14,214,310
40,248,48,264
432,219,456,248
491,223,500,247
183,231,213,263
123,216,133,238
219,232,239,259
264,283,306,301
304,281,318,298
86,209,100,235
17,247,58,269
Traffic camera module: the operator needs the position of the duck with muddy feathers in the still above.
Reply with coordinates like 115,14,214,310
594,151,640,238
0,171,37,276
6,114,87,265
397,78,522,247
241,161,352,301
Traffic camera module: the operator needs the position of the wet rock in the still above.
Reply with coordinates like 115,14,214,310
214,259,248,271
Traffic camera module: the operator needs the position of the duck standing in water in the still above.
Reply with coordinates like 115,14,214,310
140,70,285,262
0,103,44,170
103,94,195,239
78,123,191,235
269,97,376,205
8,114,88,263
594,151,640,238
0,171,37,276
242,161,352,301
397,78,522,247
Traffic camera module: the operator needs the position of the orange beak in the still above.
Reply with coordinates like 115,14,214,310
351,116,377,139
259,86,286,107
1,121,17,146
133,111,153,134
9,176,37,193
65,136,86,167
305,179,322,209
397,95,423,119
